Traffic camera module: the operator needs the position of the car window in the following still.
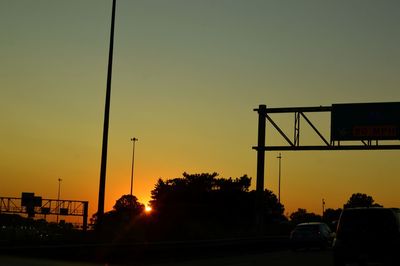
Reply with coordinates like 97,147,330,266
295,224,319,232
321,224,331,233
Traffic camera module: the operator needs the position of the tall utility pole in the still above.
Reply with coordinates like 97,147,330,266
57,178,62,223
277,153,282,204
98,0,116,220
322,198,326,217
130,137,138,195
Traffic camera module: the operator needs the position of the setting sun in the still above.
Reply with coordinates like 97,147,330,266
145,206,152,213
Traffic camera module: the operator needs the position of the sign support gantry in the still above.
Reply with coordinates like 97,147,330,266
0,193,89,231
253,102,400,200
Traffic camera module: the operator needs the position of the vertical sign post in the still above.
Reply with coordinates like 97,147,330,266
255,104,267,230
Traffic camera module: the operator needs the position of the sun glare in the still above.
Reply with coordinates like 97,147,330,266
145,206,152,213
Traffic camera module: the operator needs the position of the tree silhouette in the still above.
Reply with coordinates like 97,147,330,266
150,172,251,215
344,193,382,209
290,208,322,225
149,172,284,239
113,194,145,214
91,173,285,240
258,189,285,222
92,194,145,238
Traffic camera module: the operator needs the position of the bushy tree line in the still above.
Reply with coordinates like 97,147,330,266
94,172,285,241
93,172,384,241
148,172,285,239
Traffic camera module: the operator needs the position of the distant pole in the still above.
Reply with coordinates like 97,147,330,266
130,137,138,195
277,153,282,204
57,178,62,223
98,0,116,220
322,198,326,217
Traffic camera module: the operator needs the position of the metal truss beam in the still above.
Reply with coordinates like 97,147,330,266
0,197,88,231
265,114,294,146
253,145,400,151
260,106,332,113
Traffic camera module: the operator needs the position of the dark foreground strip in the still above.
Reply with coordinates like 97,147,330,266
0,236,290,264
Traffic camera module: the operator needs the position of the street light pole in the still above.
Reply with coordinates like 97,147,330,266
98,0,116,220
277,153,282,204
57,178,62,223
130,137,138,195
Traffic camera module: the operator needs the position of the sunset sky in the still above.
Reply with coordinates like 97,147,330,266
1,0,399,221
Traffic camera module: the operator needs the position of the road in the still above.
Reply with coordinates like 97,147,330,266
158,249,334,266
0,249,335,266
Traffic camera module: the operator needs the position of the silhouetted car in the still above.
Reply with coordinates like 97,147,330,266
333,207,400,266
290,222,333,250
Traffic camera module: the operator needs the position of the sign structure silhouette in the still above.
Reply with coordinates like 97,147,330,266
253,102,400,201
0,193,89,231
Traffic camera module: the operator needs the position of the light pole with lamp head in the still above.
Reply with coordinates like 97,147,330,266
57,178,62,223
130,137,138,195
277,153,282,204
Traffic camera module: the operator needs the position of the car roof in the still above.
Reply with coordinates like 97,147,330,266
343,207,400,214
296,222,326,226
344,207,398,210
